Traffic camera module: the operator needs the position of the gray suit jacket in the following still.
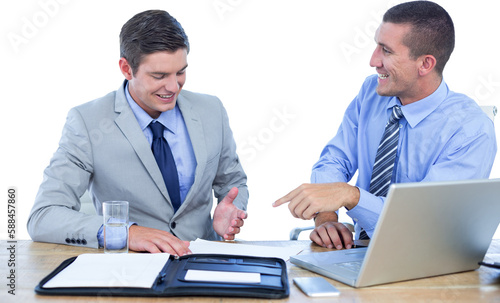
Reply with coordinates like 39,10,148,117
27,81,248,248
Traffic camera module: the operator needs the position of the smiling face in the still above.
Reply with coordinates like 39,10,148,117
369,22,424,105
119,48,188,119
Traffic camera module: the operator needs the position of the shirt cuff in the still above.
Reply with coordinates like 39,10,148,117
97,221,137,248
346,187,385,238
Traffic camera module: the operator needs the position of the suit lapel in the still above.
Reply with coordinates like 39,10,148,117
177,93,207,209
113,82,170,202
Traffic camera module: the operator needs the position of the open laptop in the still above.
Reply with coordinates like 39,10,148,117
290,179,500,288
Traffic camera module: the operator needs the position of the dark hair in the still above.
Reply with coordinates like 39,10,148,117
119,10,190,75
383,1,454,76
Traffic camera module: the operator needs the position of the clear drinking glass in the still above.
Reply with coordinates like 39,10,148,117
102,201,129,253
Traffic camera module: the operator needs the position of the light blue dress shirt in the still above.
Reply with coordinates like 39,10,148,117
311,74,497,239
98,82,197,247
123,82,197,203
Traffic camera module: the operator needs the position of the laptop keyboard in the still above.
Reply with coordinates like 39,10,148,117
334,261,362,272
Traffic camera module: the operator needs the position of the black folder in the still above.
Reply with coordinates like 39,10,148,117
35,254,289,299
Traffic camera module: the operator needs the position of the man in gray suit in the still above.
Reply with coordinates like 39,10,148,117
27,10,248,255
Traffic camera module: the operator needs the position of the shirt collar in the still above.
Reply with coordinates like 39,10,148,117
391,79,448,128
124,81,178,134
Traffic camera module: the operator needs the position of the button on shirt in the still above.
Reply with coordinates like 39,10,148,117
311,74,497,238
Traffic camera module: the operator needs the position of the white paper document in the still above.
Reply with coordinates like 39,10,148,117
189,239,304,261
43,253,170,288
184,269,261,284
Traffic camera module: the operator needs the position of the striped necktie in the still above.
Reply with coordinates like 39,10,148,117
369,105,404,197
359,105,404,240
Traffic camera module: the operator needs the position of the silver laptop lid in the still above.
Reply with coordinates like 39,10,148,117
356,178,500,287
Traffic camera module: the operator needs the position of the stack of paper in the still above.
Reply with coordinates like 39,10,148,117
43,253,170,288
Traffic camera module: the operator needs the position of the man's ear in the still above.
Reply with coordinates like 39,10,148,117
418,54,437,77
119,57,133,80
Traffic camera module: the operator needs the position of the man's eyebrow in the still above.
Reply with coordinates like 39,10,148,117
150,72,167,76
178,64,188,72
150,64,189,76
377,41,394,52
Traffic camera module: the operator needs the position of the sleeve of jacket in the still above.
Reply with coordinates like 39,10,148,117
27,107,103,248
211,100,249,211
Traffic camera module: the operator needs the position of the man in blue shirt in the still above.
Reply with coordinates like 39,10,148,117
274,1,496,249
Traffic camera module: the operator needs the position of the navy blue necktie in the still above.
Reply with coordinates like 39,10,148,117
149,122,181,212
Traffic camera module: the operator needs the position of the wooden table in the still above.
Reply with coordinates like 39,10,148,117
1,239,500,302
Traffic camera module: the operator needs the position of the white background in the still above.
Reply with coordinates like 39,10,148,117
1,0,499,242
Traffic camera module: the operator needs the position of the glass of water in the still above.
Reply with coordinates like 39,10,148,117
103,201,129,253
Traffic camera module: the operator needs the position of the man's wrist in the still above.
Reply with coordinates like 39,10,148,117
98,222,137,248
343,185,360,210
314,212,339,227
